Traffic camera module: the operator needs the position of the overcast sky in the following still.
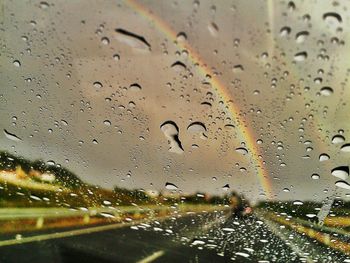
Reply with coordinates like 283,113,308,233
2,0,350,202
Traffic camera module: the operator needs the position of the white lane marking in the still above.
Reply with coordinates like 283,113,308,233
258,215,314,263
0,221,136,247
0,209,226,247
136,250,165,263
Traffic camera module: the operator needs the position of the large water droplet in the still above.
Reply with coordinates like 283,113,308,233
294,52,307,62
332,135,345,144
319,153,330,162
323,12,342,24
295,31,309,43
3,129,22,142
171,61,186,72
129,83,142,91
176,32,187,42
235,147,248,155
320,87,333,96
160,121,184,154
13,60,21,67
280,26,291,37
101,37,110,45
114,28,151,52
103,120,111,126
331,166,349,180
311,173,320,180
340,144,350,152
165,182,178,190
335,180,350,190
187,122,206,133
201,102,212,108
93,81,103,89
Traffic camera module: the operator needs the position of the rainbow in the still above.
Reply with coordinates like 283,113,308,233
125,0,274,199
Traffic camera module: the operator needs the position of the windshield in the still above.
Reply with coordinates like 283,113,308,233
1,0,350,262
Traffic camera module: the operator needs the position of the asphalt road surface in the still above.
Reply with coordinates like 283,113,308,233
0,210,349,263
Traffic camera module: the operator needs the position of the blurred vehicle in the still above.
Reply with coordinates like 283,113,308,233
229,193,251,217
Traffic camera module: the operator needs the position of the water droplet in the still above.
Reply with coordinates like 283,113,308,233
222,184,230,191
287,1,296,11
171,61,186,72
103,120,111,126
187,122,206,133
208,22,219,37
280,26,291,37
294,52,307,62
129,83,142,91
165,182,178,190
335,180,350,190
101,37,110,45
331,166,349,180
232,64,244,73
293,200,303,205
13,60,21,67
113,54,120,61
201,102,212,108
103,200,112,206
191,239,205,246
61,120,68,126
257,139,263,144
3,129,22,142
235,252,249,258
332,135,345,144
39,1,49,9
160,121,184,154
323,12,342,24
92,139,98,144
320,86,333,96
319,153,330,162
47,160,55,166
340,144,350,152
311,173,320,180
114,28,151,52
222,227,235,232
176,32,187,42
306,214,317,218
295,31,309,43
235,147,248,155
253,90,261,97
100,212,115,219
93,81,103,89
224,124,235,130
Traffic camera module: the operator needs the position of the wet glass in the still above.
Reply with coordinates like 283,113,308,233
1,0,350,262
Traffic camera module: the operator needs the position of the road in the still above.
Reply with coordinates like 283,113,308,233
0,210,349,263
